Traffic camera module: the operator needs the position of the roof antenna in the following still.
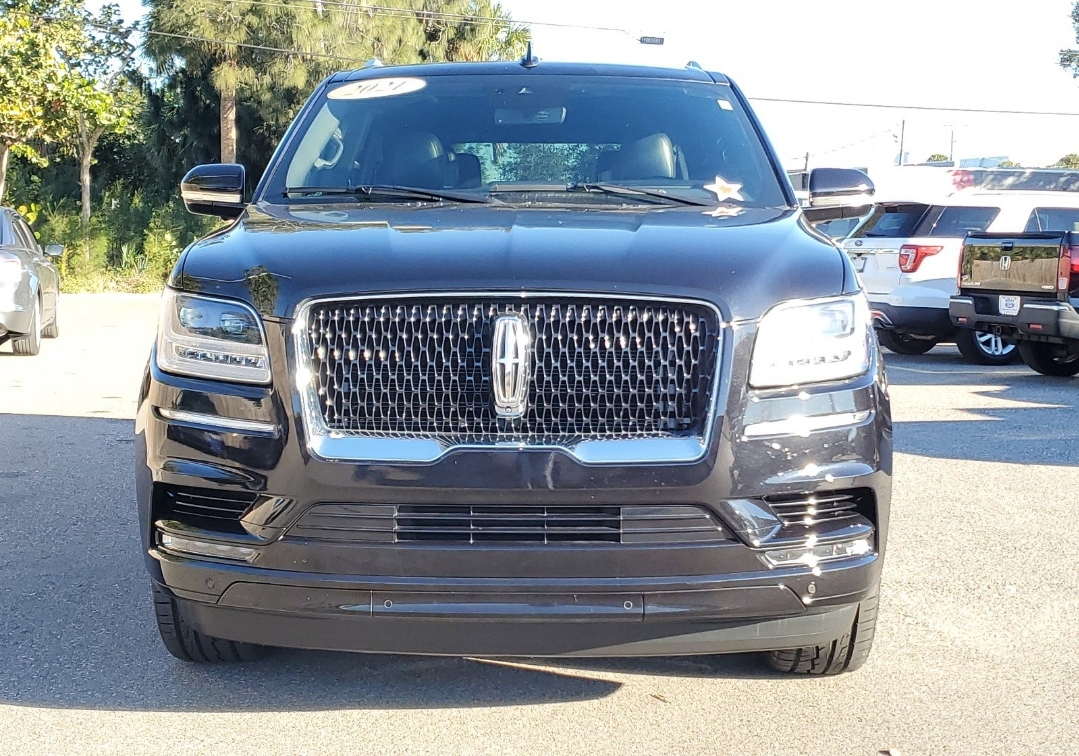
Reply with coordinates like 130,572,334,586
520,40,539,69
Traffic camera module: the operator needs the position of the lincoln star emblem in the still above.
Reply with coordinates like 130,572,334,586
999,255,1012,271
492,314,531,418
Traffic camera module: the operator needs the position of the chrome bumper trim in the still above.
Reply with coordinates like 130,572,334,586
742,410,872,439
307,433,709,465
157,408,278,435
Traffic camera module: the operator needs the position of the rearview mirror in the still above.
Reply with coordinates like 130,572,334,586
807,168,874,209
44,243,64,258
181,164,246,219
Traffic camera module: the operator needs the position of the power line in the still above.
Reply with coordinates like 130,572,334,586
8,8,372,62
809,127,895,158
14,6,1079,118
201,0,637,36
749,96,1079,118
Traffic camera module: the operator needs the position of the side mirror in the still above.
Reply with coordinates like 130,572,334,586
807,167,874,209
44,243,64,258
181,164,246,219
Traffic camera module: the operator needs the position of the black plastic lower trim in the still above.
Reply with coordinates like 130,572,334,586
175,589,858,657
869,302,955,337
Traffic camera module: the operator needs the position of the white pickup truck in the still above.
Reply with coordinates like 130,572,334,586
843,191,1079,364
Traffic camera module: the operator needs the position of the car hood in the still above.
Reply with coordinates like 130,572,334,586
177,202,847,321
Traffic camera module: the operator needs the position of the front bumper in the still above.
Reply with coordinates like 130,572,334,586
160,562,867,656
950,295,1079,344
0,278,34,336
136,316,891,657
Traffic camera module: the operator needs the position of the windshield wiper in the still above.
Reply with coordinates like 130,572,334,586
283,185,490,204
567,182,713,207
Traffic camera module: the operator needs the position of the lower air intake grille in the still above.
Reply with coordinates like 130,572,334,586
764,490,867,526
157,484,258,532
288,503,727,545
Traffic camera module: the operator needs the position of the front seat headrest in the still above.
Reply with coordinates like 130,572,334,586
613,133,676,181
452,153,482,188
594,150,618,181
385,131,446,188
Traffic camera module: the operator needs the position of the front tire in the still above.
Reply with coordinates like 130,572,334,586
765,589,878,675
42,305,58,339
876,330,937,355
152,583,267,663
1018,341,1079,377
11,299,41,356
955,329,1016,365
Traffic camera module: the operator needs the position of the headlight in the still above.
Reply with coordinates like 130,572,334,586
749,293,872,388
156,288,271,384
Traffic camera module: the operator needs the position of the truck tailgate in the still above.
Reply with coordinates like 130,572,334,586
960,232,1066,295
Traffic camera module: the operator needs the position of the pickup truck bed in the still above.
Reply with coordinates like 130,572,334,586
950,231,1079,375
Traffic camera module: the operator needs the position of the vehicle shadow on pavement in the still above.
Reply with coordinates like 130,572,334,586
882,350,1079,466
0,413,775,713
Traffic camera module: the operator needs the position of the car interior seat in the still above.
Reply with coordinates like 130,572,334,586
451,153,482,188
379,131,448,188
594,150,619,181
612,133,676,181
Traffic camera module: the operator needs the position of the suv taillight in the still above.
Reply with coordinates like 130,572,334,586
899,244,943,273
1065,246,1079,293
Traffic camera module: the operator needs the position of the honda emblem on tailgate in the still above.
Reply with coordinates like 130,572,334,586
999,255,1012,271
492,314,531,418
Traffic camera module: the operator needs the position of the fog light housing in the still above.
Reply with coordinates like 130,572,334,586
762,536,872,568
159,533,258,562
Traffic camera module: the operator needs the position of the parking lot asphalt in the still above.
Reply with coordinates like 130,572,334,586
1,294,1077,756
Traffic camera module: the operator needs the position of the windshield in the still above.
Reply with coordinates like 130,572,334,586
262,73,788,208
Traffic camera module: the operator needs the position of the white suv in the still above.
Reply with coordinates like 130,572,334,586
843,191,1079,364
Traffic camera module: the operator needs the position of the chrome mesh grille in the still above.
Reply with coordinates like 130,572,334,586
304,297,719,445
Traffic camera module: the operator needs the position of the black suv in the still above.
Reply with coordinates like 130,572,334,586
136,60,891,675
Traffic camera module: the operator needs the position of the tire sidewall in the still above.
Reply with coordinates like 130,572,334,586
1019,340,1079,376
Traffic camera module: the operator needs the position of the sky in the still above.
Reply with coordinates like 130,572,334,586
97,0,1079,170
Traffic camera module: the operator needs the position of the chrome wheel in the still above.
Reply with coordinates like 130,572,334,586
975,331,1014,358
956,328,1017,365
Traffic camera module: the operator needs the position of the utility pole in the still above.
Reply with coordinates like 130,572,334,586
897,120,906,166
950,130,955,162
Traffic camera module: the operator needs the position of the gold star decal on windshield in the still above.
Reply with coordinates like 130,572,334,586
703,176,744,202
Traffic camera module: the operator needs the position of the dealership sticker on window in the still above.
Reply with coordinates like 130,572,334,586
716,99,734,111
703,176,744,202
328,77,427,100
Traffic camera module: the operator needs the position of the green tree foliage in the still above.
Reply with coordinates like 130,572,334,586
7,0,529,290
1051,154,1079,169
0,0,82,202
146,0,528,166
926,153,949,163
60,3,142,227
997,159,1021,168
